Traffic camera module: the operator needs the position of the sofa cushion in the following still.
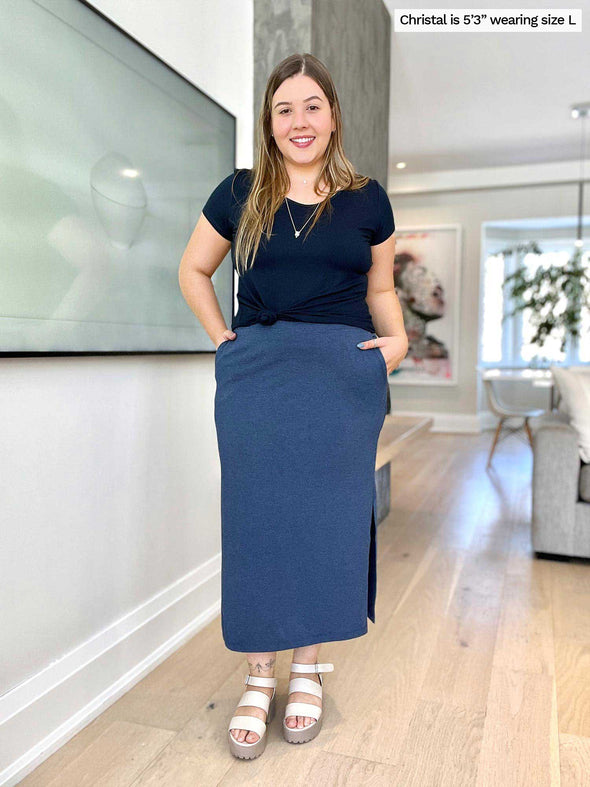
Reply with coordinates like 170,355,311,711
529,410,571,432
555,365,590,416
580,463,590,503
550,366,590,462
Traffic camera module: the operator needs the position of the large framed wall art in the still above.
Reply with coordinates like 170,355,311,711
390,224,462,385
0,0,235,356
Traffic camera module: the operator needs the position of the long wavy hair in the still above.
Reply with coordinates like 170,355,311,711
233,53,370,275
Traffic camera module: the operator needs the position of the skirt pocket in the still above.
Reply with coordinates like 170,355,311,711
214,337,234,362
369,333,389,382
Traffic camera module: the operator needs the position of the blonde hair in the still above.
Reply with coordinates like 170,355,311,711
233,53,370,275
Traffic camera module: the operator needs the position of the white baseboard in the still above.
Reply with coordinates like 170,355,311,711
478,409,531,431
479,409,499,431
391,409,485,433
0,555,222,787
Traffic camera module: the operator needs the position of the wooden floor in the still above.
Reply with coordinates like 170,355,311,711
21,430,590,786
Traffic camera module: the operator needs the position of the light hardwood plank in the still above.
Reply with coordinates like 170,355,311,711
45,720,174,787
397,700,486,786
560,733,590,786
554,637,590,738
475,668,558,787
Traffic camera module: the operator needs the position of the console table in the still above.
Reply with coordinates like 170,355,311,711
374,414,433,524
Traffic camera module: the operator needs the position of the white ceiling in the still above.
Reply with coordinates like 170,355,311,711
384,0,590,176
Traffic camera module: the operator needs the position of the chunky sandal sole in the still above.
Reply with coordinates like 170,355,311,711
228,674,277,760
282,661,334,745
283,711,323,744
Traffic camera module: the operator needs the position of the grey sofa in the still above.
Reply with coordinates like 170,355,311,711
531,411,590,558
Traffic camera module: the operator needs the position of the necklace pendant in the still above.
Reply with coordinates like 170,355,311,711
294,230,300,238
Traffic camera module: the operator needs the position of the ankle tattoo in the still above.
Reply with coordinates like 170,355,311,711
248,656,276,674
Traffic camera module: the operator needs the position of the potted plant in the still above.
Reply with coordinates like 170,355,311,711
499,242,590,354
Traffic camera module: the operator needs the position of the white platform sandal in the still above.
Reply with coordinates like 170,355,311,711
282,661,334,744
228,674,277,759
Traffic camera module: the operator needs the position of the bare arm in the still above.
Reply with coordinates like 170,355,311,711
178,213,233,349
365,232,409,372
365,233,406,339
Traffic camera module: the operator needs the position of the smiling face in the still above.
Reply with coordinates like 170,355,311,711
270,73,336,168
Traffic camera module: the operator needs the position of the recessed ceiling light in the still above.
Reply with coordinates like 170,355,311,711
395,162,406,169
571,102,590,119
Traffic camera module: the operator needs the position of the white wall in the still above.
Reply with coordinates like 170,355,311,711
92,0,254,167
0,2,253,783
387,178,581,429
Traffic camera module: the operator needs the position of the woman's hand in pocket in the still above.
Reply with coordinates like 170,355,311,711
216,330,237,350
357,334,408,374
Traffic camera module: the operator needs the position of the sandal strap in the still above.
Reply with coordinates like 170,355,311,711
228,714,267,738
284,701,322,720
237,689,273,713
288,677,323,697
290,662,334,674
245,674,277,688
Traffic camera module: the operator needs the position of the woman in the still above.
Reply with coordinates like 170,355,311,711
178,53,408,759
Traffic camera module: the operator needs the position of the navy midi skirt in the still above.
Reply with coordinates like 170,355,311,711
214,320,388,653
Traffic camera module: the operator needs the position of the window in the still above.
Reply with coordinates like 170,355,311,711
481,242,590,367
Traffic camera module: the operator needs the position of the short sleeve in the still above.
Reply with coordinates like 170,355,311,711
370,179,395,246
201,171,238,241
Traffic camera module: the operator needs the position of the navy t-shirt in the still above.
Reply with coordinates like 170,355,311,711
201,168,395,333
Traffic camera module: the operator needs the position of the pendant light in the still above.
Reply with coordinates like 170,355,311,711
571,102,590,250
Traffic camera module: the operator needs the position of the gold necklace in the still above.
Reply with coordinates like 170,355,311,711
284,197,323,238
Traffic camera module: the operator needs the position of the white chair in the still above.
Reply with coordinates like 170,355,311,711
483,378,545,466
